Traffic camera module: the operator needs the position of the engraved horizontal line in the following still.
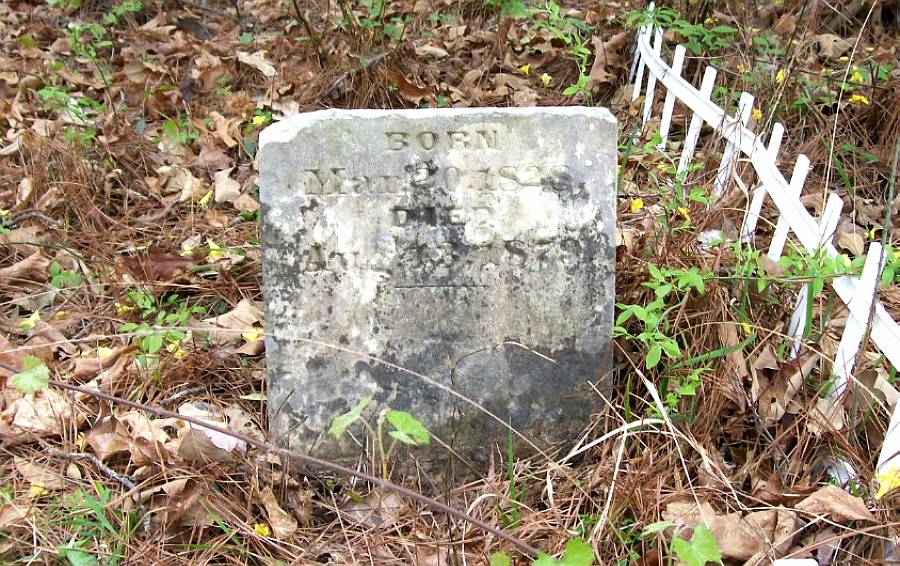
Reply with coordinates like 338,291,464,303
393,284,488,289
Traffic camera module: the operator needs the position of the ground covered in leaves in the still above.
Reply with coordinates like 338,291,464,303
1,0,900,564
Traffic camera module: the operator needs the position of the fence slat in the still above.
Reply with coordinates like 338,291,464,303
767,155,811,261
657,45,686,151
741,123,785,242
713,92,754,196
833,243,885,399
676,66,717,175
784,193,843,359
642,28,664,127
632,24,653,102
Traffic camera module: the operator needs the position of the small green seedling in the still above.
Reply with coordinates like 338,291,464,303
329,397,431,478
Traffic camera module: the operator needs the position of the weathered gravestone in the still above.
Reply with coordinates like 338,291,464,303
259,107,616,467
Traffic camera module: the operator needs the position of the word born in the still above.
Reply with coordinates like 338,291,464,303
385,128,499,151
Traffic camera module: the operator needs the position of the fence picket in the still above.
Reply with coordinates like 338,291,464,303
657,45,686,151
767,155,811,261
642,28,664,127
785,193,843,359
833,243,885,399
741,123,785,242
676,66,718,175
632,24,652,102
713,92,754,196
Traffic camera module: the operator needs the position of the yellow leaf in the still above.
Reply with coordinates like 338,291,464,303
540,73,552,87
850,68,864,84
876,467,900,499
207,240,225,262
752,108,762,120
242,327,263,342
677,206,690,220
0,208,9,217
115,302,134,315
28,483,49,499
97,346,114,359
775,69,786,84
838,56,849,62
198,190,214,206
518,64,530,76
254,523,272,537
20,311,40,331
251,115,266,127
848,94,870,105
630,198,644,213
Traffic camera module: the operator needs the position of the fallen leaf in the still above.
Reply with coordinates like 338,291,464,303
809,34,852,59
258,487,298,539
589,31,629,86
14,457,68,490
136,247,197,281
759,351,817,423
199,299,263,348
213,168,241,204
237,51,277,77
795,484,875,522
86,416,133,460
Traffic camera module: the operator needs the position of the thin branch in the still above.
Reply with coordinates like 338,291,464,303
38,376,540,559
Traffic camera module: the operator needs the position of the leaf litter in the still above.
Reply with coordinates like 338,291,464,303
0,0,898,563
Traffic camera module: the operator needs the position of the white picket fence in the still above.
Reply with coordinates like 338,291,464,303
628,6,900,476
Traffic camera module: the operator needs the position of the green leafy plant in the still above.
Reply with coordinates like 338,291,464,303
328,396,431,479
48,261,83,289
615,264,708,369
10,356,51,395
641,521,722,566
492,538,594,566
529,1,594,100
118,290,205,368
623,7,736,55
483,0,529,18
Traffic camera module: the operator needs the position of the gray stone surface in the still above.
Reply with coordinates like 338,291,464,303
259,107,616,467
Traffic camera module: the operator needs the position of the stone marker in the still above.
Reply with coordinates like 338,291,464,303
259,107,616,468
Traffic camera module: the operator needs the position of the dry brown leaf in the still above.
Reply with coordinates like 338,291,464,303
259,486,298,539
176,402,246,462
0,502,28,533
0,251,49,283
758,351,817,423
14,457,68,490
73,345,134,379
209,111,240,148
836,228,865,257
213,168,241,204
232,193,259,213
415,43,450,59
384,67,433,103
809,34,852,59
199,299,263,347
157,165,205,202
0,334,24,378
4,388,77,436
807,394,845,434
237,50,277,77
341,490,405,527
795,484,875,522
663,500,775,561
589,31,629,86
0,226,46,256
717,322,748,405
139,246,197,281
86,416,133,460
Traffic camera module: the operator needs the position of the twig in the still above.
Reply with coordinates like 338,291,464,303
289,0,323,68
158,384,208,406
42,446,152,532
39,376,540,559
320,52,390,100
43,446,137,491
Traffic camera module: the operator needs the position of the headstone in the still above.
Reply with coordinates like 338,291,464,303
259,107,616,468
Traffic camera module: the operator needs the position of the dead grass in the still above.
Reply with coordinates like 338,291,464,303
0,0,899,564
